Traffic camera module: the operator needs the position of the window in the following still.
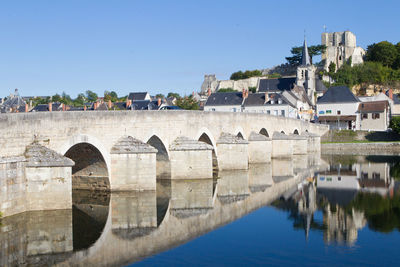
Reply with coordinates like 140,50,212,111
232,108,237,112
337,110,341,115
372,172,380,179
362,113,368,119
372,113,380,119
267,110,271,115
326,110,332,114
361,172,368,179
281,110,285,117
212,108,215,111
274,110,278,116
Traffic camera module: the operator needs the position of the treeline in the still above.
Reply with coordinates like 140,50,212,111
230,70,262,80
328,41,400,88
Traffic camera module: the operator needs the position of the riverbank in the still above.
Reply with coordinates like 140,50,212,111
321,142,400,155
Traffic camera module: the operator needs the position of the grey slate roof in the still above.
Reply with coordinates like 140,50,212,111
385,91,400,104
315,78,328,93
31,103,62,112
317,86,359,104
205,92,243,106
131,100,159,110
128,92,149,101
243,93,295,108
258,78,296,92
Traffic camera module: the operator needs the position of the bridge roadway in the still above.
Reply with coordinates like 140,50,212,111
0,158,326,266
0,111,328,217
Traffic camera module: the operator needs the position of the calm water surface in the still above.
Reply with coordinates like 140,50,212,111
1,154,400,266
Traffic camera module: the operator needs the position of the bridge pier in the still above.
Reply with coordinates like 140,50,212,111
302,131,321,153
24,143,74,212
216,133,249,170
110,137,157,191
248,132,272,163
272,132,293,158
169,137,213,179
290,134,308,155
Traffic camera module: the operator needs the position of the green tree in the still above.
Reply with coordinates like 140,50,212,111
328,62,336,75
249,87,256,93
73,93,86,106
155,93,165,99
286,44,326,66
390,116,400,135
52,94,62,102
86,90,98,102
230,70,262,80
167,92,180,99
60,92,73,105
365,41,398,68
176,96,199,110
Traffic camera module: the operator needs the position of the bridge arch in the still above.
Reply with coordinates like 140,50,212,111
234,126,246,140
197,130,219,175
259,128,269,137
60,134,111,190
146,135,171,179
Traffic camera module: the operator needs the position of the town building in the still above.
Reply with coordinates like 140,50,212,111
0,89,27,113
357,101,390,131
316,86,360,130
128,92,151,101
204,92,243,112
242,92,298,118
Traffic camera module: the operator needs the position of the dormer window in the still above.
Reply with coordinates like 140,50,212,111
270,100,274,104
278,99,282,104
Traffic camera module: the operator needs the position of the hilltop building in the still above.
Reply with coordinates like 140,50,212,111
321,31,365,72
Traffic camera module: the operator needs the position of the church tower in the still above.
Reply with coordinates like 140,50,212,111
296,38,317,105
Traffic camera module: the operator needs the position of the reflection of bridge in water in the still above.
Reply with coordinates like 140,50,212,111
0,156,323,266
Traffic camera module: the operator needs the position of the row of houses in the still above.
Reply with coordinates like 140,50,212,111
0,90,179,113
204,88,313,121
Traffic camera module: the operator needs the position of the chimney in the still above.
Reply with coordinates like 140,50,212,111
246,89,249,98
207,88,211,96
62,103,66,111
25,103,29,113
389,88,393,100
48,102,52,112
157,98,161,106
108,100,112,109
242,88,246,99
94,102,98,110
127,99,132,109
264,92,269,104
84,105,87,111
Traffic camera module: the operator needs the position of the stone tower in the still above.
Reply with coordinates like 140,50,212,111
321,31,365,72
296,38,317,105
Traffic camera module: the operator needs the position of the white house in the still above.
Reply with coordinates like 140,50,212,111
316,86,360,130
242,92,298,118
204,91,244,112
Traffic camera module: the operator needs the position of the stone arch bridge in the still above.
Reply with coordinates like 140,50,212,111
0,111,328,217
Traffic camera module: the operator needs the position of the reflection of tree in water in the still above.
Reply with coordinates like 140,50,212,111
346,192,400,233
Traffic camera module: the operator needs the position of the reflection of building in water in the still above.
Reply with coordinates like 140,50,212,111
318,161,394,195
323,204,366,246
315,158,394,245
297,182,317,239
170,179,214,217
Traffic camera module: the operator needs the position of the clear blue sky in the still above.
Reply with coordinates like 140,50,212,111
1,0,399,98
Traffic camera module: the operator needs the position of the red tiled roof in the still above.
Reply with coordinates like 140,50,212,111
358,101,388,113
